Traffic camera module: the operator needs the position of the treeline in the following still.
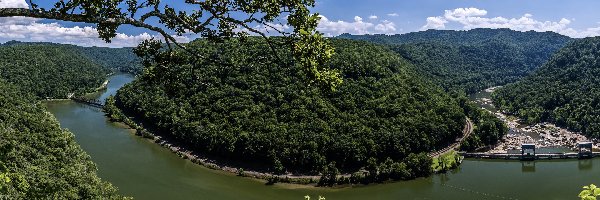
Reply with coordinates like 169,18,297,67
0,83,122,198
2,40,143,75
338,28,573,93
0,44,123,198
112,38,467,181
493,37,600,138
0,43,109,99
456,94,508,151
76,46,143,74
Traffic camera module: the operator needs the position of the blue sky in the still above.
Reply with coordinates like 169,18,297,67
1,0,600,47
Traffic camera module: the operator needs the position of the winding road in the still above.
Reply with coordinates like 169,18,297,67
429,117,473,158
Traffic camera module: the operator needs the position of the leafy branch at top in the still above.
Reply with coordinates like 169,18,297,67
0,0,341,90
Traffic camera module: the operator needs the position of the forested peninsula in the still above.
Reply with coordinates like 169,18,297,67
108,38,467,184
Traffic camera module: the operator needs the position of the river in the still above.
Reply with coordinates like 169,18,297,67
44,74,600,200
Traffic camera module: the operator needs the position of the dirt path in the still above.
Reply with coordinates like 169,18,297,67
429,117,473,158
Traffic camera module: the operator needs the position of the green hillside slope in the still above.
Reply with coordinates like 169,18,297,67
111,38,467,181
338,28,573,93
493,37,600,138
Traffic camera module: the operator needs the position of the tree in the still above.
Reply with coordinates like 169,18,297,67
580,184,600,200
0,0,341,90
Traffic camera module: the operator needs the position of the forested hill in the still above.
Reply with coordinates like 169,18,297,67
112,38,466,181
0,81,123,199
493,37,600,138
1,41,142,74
0,43,109,99
338,28,573,93
0,44,122,197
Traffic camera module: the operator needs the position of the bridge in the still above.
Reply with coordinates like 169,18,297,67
70,96,104,108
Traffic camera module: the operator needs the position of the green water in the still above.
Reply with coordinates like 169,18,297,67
45,74,600,200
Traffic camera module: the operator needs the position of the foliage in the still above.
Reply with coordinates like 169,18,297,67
1,0,341,89
75,46,142,74
0,81,123,199
445,92,508,152
0,43,109,99
304,195,326,200
2,40,143,74
493,37,600,138
431,151,461,172
338,28,573,93
580,184,600,200
113,38,463,182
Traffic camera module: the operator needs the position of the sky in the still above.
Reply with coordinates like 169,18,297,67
1,0,600,47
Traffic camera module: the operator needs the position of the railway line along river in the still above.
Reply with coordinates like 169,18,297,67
44,74,600,199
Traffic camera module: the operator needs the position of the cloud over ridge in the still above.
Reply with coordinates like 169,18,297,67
422,7,600,38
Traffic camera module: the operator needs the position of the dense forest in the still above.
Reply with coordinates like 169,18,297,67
0,81,122,199
493,37,600,138
76,47,143,74
338,28,573,93
0,43,109,99
0,44,122,198
457,96,508,151
2,41,143,75
110,38,468,182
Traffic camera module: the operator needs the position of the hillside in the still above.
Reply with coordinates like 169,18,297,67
110,38,467,181
338,28,573,93
2,41,142,75
76,46,142,74
0,44,122,198
0,43,109,99
0,81,123,199
493,37,600,138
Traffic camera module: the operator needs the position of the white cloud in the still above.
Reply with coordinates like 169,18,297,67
0,17,189,47
354,16,363,22
375,20,396,32
421,16,448,30
317,15,397,36
0,0,28,8
387,13,399,17
421,7,600,38
444,7,487,21
369,15,378,20
0,1,189,47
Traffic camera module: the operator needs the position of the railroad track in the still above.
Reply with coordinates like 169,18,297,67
429,117,473,158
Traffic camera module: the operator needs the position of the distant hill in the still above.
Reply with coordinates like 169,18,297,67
338,28,574,93
0,43,109,98
493,37,600,138
2,41,142,74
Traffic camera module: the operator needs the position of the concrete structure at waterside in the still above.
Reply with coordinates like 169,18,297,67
578,142,593,159
460,142,598,160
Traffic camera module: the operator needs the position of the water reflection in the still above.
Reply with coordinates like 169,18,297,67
521,161,536,172
579,159,593,170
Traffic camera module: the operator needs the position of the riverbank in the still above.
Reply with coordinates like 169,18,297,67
101,95,450,187
102,96,334,186
473,87,599,154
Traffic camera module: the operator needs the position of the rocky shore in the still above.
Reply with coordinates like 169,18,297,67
474,87,598,154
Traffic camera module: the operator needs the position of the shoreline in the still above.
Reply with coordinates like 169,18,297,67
103,98,341,186
472,86,598,154
102,96,454,187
